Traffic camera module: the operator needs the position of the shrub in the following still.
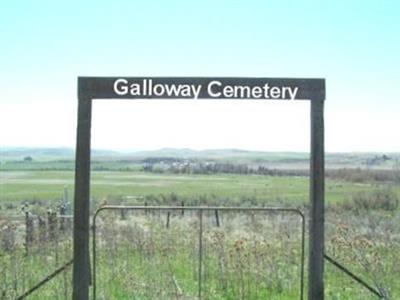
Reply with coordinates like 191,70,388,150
351,190,399,212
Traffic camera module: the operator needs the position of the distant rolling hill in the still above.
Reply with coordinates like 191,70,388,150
0,147,398,169
0,147,118,160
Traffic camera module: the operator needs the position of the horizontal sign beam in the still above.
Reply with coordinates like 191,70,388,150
78,77,325,101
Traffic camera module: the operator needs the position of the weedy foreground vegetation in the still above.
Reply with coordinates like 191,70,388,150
0,150,399,299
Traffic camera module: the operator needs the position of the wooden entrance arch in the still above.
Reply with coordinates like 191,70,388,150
74,77,325,300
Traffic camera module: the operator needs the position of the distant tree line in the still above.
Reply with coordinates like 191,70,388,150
141,157,187,164
142,161,400,183
142,161,307,176
326,168,400,183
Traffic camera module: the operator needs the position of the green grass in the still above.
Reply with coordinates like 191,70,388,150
1,164,399,299
93,214,305,300
1,170,394,207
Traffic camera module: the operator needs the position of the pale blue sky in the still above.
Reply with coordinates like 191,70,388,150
1,1,399,152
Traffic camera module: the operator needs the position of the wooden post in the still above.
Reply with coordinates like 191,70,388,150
73,98,92,300
25,211,34,254
309,99,325,300
48,211,57,240
38,216,46,243
166,212,171,228
120,208,126,220
63,185,70,214
60,203,66,231
215,210,220,227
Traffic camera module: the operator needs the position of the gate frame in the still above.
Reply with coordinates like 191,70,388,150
73,77,325,300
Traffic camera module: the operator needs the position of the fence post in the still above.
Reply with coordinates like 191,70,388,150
63,186,69,212
25,212,34,254
198,210,203,299
48,211,57,241
120,209,126,220
215,210,220,227
166,212,171,228
38,216,47,243
59,204,66,232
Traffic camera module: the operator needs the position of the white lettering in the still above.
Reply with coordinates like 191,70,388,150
129,83,140,96
270,86,281,99
114,79,128,95
164,84,181,96
180,85,191,97
208,81,222,97
114,79,300,100
223,85,234,97
252,86,262,98
153,84,165,96
234,86,251,98
287,87,298,100
262,84,270,98
192,85,202,99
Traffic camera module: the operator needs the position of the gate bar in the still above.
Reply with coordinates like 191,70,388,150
324,254,383,298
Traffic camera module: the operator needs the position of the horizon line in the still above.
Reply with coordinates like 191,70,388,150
1,145,399,155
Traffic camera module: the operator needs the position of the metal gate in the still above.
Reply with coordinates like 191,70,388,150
92,205,306,300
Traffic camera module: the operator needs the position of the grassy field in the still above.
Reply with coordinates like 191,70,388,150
2,208,398,300
1,151,399,299
2,170,398,208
